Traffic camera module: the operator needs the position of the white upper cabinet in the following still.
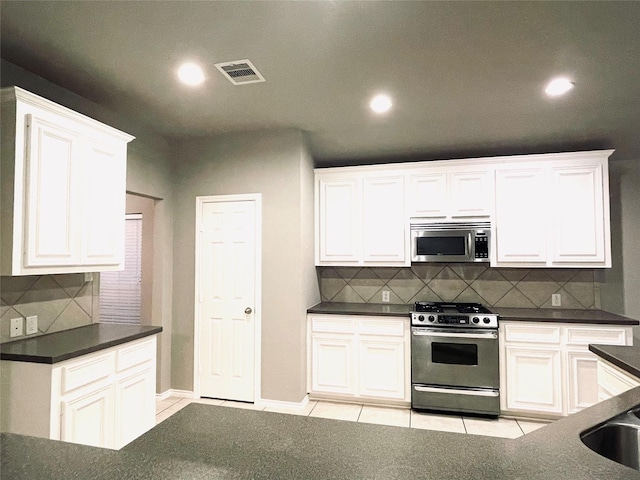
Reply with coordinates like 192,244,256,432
550,163,607,264
494,166,548,264
316,170,407,266
408,166,493,220
493,151,612,268
0,87,134,275
314,150,612,268
316,175,361,264
362,175,406,263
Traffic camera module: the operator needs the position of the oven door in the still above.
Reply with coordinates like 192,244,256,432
411,327,499,389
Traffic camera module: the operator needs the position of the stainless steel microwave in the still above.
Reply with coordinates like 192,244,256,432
410,221,491,263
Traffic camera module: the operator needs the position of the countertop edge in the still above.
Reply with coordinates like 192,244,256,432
0,325,162,364
588,344,640,379
307,303,639,325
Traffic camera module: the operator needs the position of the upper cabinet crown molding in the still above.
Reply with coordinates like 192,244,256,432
1,86,135,276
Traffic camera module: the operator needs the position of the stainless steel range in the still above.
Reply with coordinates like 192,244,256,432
411,301,500,416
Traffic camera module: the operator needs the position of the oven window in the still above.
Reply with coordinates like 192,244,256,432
432,342,478,366
416,236,466,256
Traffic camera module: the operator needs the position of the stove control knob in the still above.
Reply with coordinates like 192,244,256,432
428,315,435,322
472,317,480,324
418,315,425,322
483,317,491,324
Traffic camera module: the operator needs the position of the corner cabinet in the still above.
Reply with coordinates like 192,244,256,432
307,314,410,404
315,170,408,266
499,322,632,418
0,335,157,449
0,87,134,275
493,151,612,268
596,358,640,401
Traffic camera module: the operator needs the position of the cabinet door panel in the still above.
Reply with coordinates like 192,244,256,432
551,165,605,263
504,346,563,415
318,178,360,263
61,384,114,448
495,167,547,263
362,176,406,263
115,366,155,448
359,337,405,399
82,135,126,265
311,336,356,395
408,172,447,218
449,170,492,218
566,350,598,414
24,114,81,266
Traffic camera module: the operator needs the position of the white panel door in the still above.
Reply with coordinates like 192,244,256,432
61,384,114,448
494,167,547,263
198,200,256,402
81,134,127,266
317,177,360,263
551,165,605,264
358,337,405,399
362,175,406,264
24,113,81,267
504,346,563,415
115,367,155,448
311,336,357,396
407,172,447,218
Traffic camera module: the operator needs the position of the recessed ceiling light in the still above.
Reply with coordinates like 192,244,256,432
370,94,392,114
177,62,205,86
545,77,574,97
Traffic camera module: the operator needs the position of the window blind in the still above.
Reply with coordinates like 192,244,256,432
99,214,142,324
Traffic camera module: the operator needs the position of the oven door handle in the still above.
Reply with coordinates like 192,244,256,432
414,386,499,397
412,330,497,340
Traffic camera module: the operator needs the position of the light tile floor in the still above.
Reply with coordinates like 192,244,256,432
156,397,550,439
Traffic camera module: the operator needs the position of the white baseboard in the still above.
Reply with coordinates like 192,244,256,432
256,394,309,411
156,389,195,400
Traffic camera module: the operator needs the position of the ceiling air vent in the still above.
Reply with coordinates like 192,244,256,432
214,59,265,85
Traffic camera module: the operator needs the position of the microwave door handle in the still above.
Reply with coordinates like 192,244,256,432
412,330,498,340
467,231,473,259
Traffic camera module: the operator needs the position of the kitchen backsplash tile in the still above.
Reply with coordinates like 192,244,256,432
0,274,97,343
318,265,599,309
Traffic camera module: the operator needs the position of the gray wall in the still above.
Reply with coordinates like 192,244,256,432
601,159,640,336
0,59,175,393
170,129,319,402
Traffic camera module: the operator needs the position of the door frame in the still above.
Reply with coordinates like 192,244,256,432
193,193,262,401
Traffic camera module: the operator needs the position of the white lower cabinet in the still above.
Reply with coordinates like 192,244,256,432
500,322,631,418
503,345,563,415
61,383,114,447
308,315,410,404
597,358,640,401
0,335,157,449
311,335,357,396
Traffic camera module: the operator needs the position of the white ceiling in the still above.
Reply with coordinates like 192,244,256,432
2,1,639,166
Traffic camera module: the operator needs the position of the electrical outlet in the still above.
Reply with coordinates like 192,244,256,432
382,290,390,303
552,293,562,307
26,315,38,335
10,317,24,337
84,272,93,282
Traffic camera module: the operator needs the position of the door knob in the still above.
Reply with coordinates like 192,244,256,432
244,307,253,314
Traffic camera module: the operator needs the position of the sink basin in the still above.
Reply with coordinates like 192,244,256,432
581,423,640,471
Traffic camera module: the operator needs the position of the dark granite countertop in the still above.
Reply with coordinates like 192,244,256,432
494,307,639,325
307,302,412,317
0,323,162,364
307,302,639,326
589,343,640,379
2,387,640,479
